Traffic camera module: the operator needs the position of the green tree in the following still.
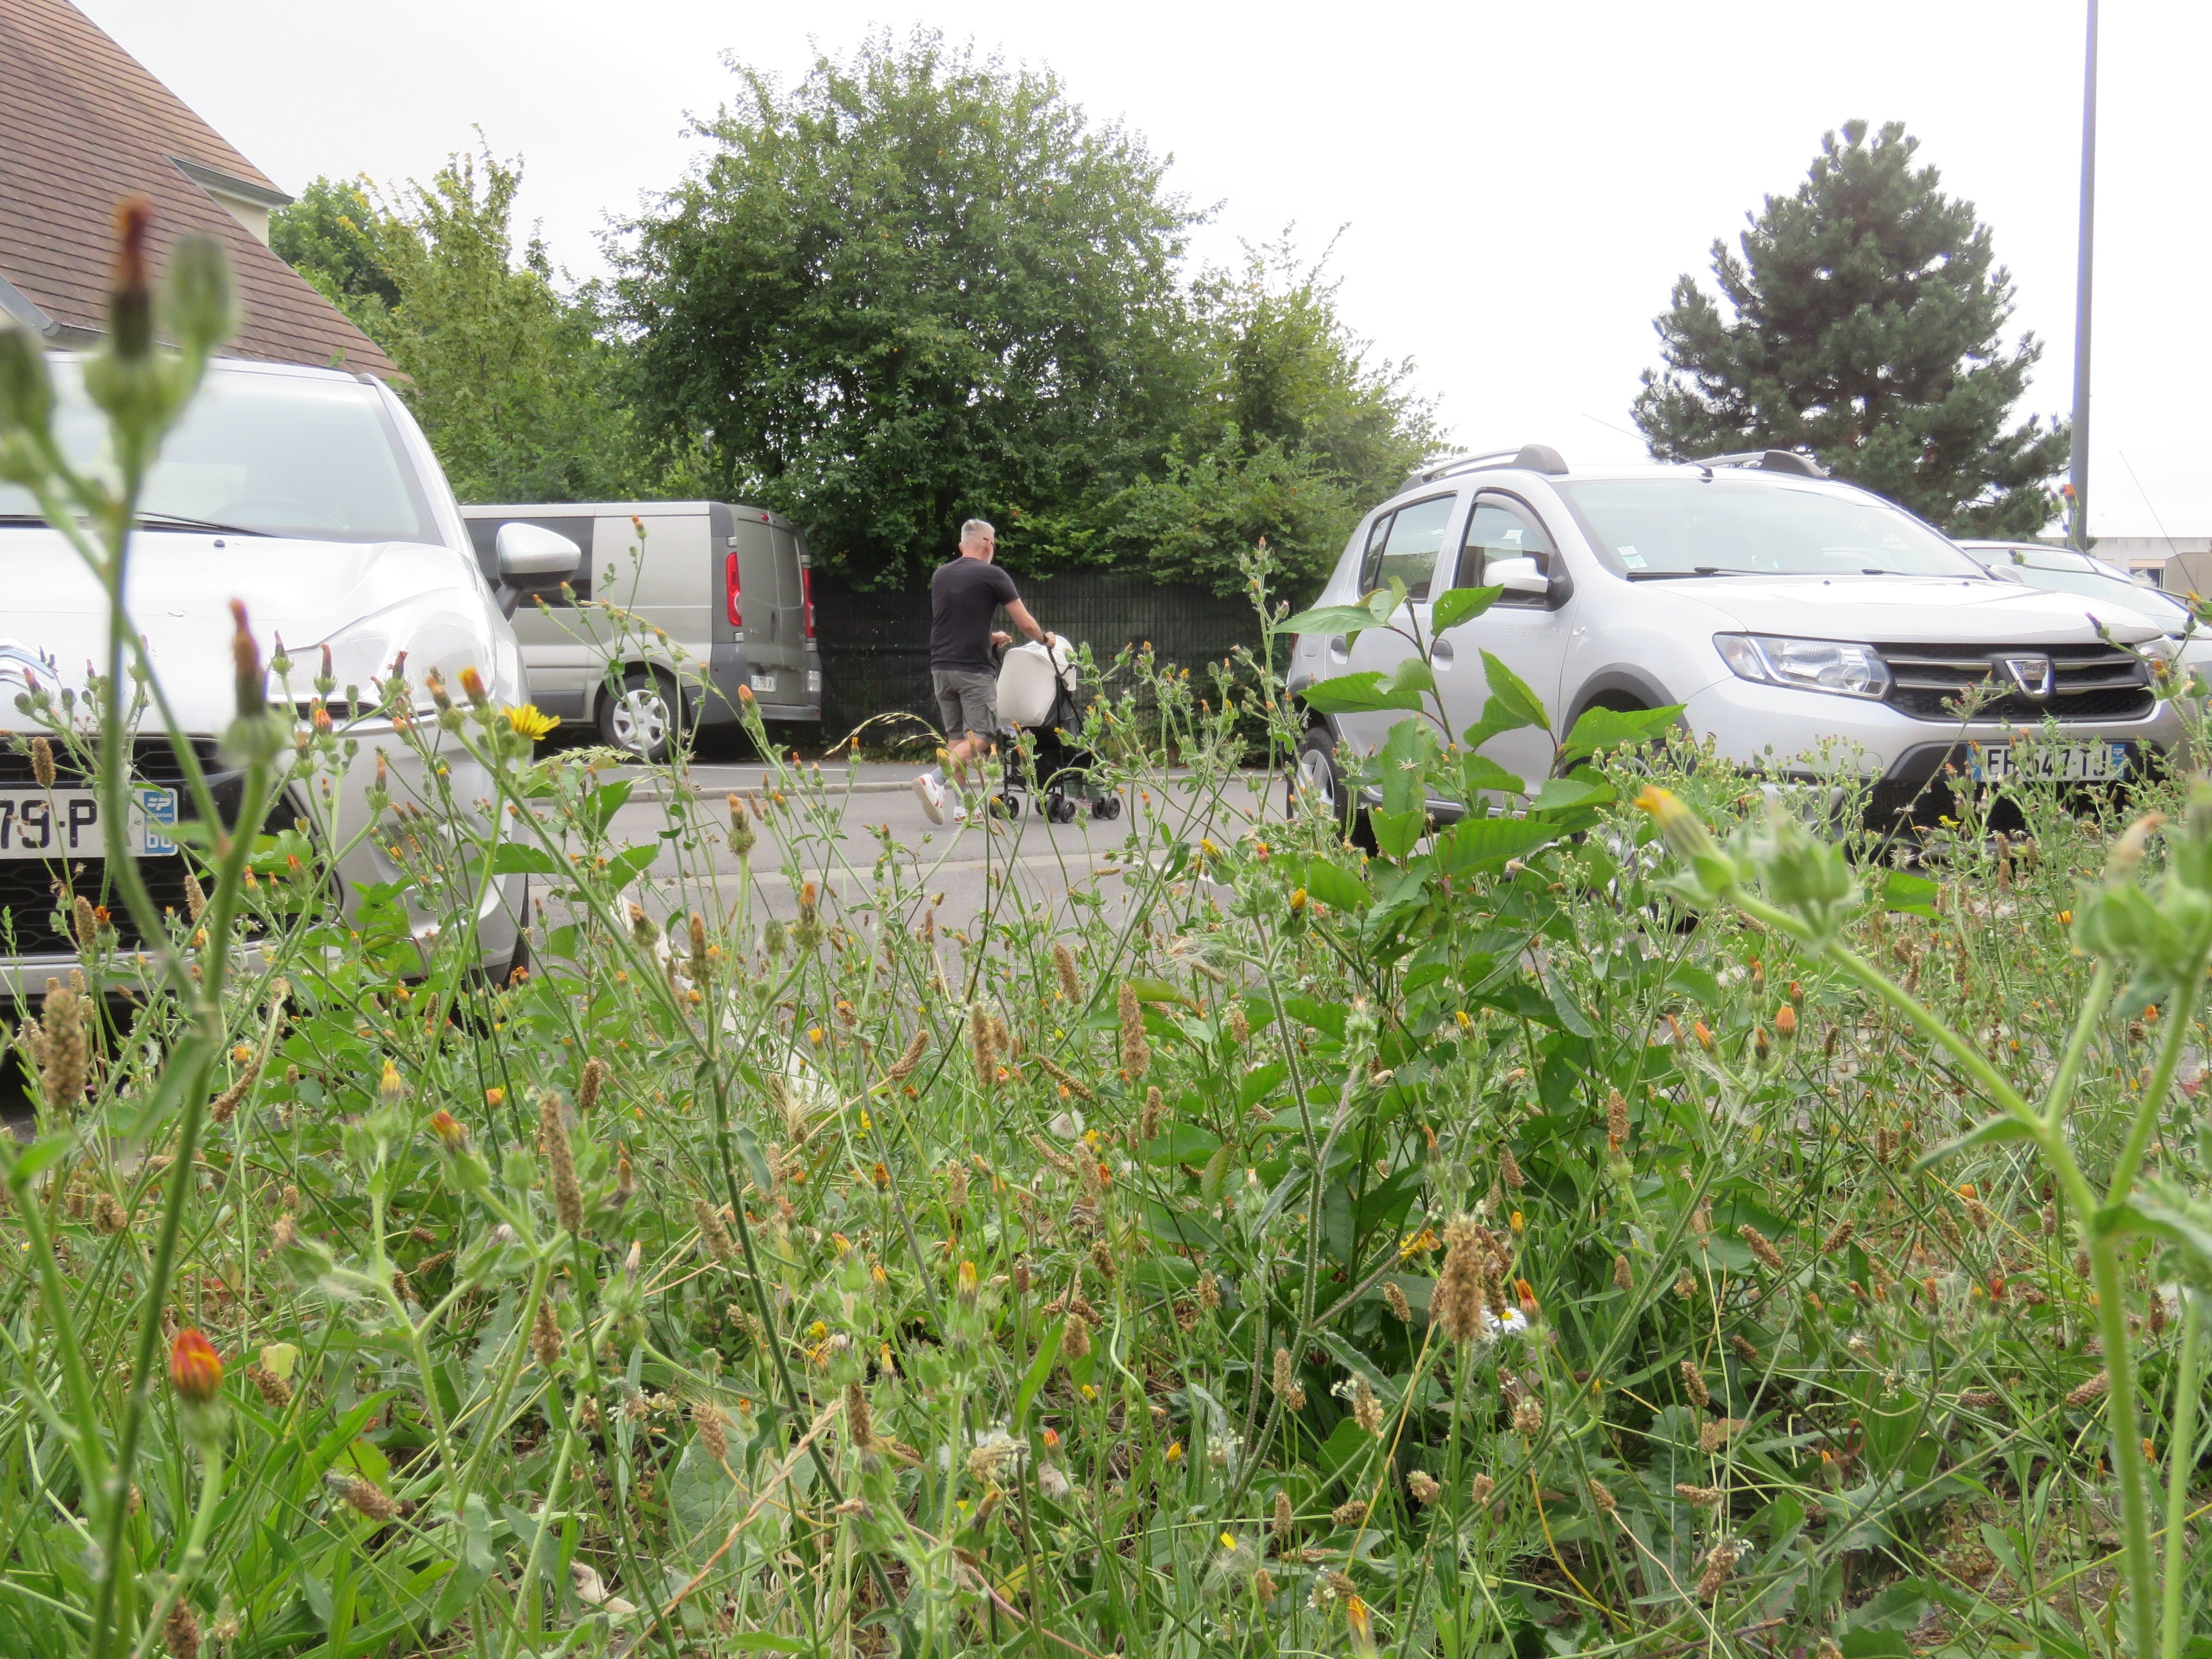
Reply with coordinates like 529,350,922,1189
620,29,1202,586
1632,120,2066,539
1095,240,1437,593
273,147,658,502
267,175,400,341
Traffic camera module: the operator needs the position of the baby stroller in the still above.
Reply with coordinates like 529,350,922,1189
994,635,1122,823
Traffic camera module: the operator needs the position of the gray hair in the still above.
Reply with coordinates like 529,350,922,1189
960,518,996,542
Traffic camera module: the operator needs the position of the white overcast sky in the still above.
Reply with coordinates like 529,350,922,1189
79,0,2209,539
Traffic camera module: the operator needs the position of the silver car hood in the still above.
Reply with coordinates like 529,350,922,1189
1668,573,2165,646
0,527,520,732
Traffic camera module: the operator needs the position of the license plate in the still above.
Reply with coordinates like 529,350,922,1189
1969,742,2129,783
0,788,179,858
749,672,776,693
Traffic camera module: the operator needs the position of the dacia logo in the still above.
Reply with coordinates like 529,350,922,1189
2001,655,2056,700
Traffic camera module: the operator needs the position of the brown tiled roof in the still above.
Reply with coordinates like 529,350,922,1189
0,0,396,375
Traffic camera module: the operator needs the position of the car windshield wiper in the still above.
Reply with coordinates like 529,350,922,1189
135,513,269,537
1625,566,1765,580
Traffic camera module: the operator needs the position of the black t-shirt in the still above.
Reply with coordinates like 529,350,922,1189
929,556,1020,672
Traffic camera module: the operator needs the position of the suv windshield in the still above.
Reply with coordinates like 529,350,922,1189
0,360,439,545
1555,475,1984,579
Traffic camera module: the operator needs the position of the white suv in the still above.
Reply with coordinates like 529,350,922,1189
0,355,544,993
1288,446,2181,829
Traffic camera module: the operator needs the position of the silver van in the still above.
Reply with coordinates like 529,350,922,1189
460,500,823,759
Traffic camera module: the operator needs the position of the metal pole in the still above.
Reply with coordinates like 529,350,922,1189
2068,0,2099,550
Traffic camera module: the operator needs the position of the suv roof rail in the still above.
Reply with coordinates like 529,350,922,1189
1688,447,1827,479
1402,443,1568,489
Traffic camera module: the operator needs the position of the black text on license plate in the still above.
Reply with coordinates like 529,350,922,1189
1970,742,2129,783
0,788,179,858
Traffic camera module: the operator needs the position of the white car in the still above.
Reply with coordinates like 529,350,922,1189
1288,447,2182,830
0,355,567,993
1955,540,2212,695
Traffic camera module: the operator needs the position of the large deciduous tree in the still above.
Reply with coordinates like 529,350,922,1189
621,30,1201,586
1633,120,2066,539
273,148,656,503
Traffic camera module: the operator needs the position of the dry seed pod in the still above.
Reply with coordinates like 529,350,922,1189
530,1297,563,1369
1383,1281,1411,1322
884,1027,929,1084
161,1599,199,1659
1434,1218,1486,1345
1138,1085,1165,1139
337,1477,400,1523
1680,1361,1710,1410
1118,983,1149,1080
1052,942,1081,1001
30,736,56,790
1739,1226,1787,1274
71,894,97,952
539,1092,582,1233
1273,1488,1294,1537
1695,1542,1739,1603
37,980,86,1109
1469,1473,1495,1508
844,1382,873,1450
577,1055,608,1115
1612,1253,1632,1292
968,1002,996,1090
693,1401,729,1460
1500,1145,1524,1191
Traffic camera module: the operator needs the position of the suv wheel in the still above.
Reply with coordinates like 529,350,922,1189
601,668,680,762
1294,724,1374,850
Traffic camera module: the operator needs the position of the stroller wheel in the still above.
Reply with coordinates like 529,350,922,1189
1033,795,1053,816
1101,793,1124,820
1049,795,1079,825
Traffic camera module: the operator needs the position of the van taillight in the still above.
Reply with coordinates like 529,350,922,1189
724,553,741,628
801,566,816,639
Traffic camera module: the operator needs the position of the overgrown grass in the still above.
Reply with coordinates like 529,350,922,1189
2,223,2210,1659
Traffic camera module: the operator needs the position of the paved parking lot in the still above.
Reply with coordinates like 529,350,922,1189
574,759,1285,941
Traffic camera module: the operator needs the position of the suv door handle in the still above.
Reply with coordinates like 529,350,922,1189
1432,639,1455,667
1327,634,1349,662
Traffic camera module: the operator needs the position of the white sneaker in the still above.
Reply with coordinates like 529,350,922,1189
914,772,947,824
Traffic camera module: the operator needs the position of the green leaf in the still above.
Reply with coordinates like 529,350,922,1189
1299,670,1426,715
1430,584,1502,634
732,1120,776,1199
490,841,560,876
579,779,633,836
1911,1113,2040,1172
1199,1143,1232,1203
1282,603,1386,639
1882,870,1938,918
1370,806,1426,861
1013,1323,1063,1431
1370,578,1407,623
1454,754,1527,798
1480,650,1552,733
1303,859,1370,912
1556,703,1681,767
0,1133,72,1191
1528,775,1611,816
1127,976,1199,1009
727,1638,809,1654
1437,816,1556,875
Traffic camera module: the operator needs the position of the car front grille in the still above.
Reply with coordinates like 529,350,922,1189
0,737,233,957
1877,643,2153,722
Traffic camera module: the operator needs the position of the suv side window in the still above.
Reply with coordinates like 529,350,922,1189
1360,494,1455,600
1455,497,1558,605
1356,510,1396,594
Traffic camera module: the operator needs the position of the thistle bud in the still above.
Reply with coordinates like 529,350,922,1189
228,599,264,718
457,666,488,708
428,1109,467,1151
725,793,756,859
169,1327,222,1404
110,196,155,358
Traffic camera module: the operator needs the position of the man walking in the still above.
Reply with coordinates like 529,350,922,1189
915,518,1046,824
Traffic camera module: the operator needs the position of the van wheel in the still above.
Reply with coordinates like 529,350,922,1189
601,669,680,762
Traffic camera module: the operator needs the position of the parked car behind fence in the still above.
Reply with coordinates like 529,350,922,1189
460,501,823,760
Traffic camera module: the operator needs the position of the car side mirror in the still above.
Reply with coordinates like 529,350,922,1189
493,522,582,618
496,521,582,580
1487,555,1551,598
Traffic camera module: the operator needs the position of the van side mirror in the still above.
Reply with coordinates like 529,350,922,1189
1487,555,1551,598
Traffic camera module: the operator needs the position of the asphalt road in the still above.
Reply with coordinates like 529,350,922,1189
578,758,1285,941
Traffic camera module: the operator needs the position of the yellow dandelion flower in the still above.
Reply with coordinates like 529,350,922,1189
503,704,560,741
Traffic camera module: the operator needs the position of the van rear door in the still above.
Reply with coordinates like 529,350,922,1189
726,512,796,698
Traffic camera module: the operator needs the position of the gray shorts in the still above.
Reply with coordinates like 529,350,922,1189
932,668,998,744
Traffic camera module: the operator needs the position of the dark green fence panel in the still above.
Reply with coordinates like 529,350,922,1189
812,570,1260,740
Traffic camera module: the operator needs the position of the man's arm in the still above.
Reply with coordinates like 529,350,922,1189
1005,598,1046,643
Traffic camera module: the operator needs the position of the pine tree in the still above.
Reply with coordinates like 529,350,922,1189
1632,120,2067,539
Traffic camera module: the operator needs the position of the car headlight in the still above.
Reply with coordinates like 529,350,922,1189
1714,634,1890,699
